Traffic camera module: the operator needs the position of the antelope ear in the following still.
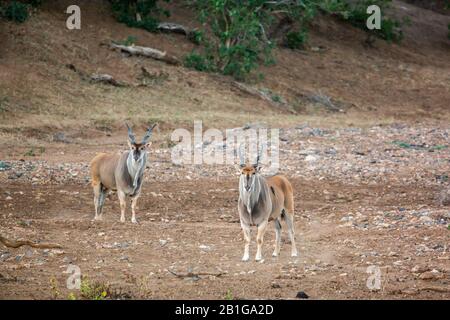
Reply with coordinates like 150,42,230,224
145,141,152,148
253,164,262,172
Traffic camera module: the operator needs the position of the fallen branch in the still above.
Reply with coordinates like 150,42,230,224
419,286,450,293
168,269,225,279
233,81,296,114
90,73,126,87
110,43,180,65
157,22,190,35
66,64,129,87
0,234,62,249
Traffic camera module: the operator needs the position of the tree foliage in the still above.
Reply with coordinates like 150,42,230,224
184,0,404,80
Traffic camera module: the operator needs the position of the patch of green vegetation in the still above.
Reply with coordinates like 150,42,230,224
392,140,448,152
285,30,308,49
118,35,138,46
2,1,30,23
184,0,404,80
0,161,11,171
110,0,170,32
17,220,29,227
187,29,204,45
330,0,404,43
224,289,233,300
430,145,448,151
392,140,413,149
49,277,60,299
67,292,77,300
24,147,45,157
80,277,110,300
184,52,213,72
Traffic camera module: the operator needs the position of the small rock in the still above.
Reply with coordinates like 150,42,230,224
438,188,450,206
296,291,309,299
419,216,433,223
199,244,211,252
51,249,65,256
305,155,319,162
419,270,443,280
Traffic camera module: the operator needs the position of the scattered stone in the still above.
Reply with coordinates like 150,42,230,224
296,291,309,299
438,188,450,206
305,155,319,162
419,270,443,280
199,245,211,252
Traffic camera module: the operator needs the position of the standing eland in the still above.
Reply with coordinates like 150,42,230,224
237,144,298,261
90,123,157,223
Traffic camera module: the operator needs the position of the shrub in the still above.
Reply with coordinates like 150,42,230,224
80,277,110,300
3,1,30,23
184,0,404,79
187,0,280,80
184,52,212,72
187,29,204,45
285,30,308,49
333,0,404,42
110,0,170,32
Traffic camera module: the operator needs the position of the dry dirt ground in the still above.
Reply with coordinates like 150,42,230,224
0,1,449,299
0,124,449,300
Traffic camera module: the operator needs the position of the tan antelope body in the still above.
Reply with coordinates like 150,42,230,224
90,124,156,223
238,146,297,261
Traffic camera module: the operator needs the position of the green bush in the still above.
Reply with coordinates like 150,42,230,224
187,29,204,45
185,0,404,80
184,52,212,72
110,0,170,32
3,1,30,23
285,30,308,49
187,0,280,80
333,0,403,42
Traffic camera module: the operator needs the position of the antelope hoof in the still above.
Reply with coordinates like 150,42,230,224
255,255,263,262
131,218,138,224
272,251,278,257
120,217,125,223
94,215,102,221
242,254,250,262
291,251,298,257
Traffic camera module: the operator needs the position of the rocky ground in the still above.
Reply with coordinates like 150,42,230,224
0,123,449,299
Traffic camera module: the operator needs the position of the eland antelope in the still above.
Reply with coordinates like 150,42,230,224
238,144,298,261
90,123,157,223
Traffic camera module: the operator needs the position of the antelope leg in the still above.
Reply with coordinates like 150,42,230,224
131,194,139,224
118,190,127,223
255,220,268,261
93,183,102,221
272,218,282,257
241,221,251,262
285,212,298,257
